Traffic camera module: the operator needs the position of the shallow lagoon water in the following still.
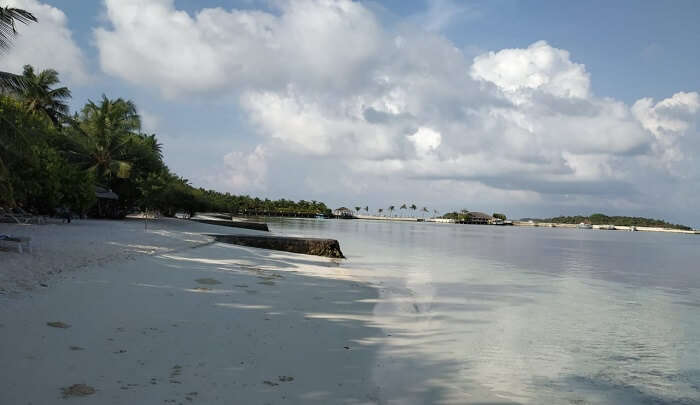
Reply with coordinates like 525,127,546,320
264,218,700,404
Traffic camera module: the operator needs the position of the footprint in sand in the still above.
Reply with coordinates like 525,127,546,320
195,278,222,285
47,321,71,329
61,384,95,398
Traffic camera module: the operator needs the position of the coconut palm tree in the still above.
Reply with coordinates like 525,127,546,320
378,208,383,216
422,206,429,218
65,95,141,184
410,204,417,218
17,65,71,125
364,206,369,215
0,6,37,91
400,203,407,217
140,133,163,160
389,205,395,217
354,206,361,215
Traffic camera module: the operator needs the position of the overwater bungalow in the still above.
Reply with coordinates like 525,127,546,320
332,207,355,219
459,212,493,225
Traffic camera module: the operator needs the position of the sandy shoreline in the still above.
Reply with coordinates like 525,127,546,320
0,218,385,404
0,218,236,294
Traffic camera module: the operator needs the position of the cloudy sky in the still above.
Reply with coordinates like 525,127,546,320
2,0,699,224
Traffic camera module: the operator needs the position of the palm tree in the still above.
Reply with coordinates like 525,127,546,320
410,204,417,218
364,206,369,215
400,203,407,217
354,206,361,215
0,6,37,91
422,206,429,218
389,205,395,217
140,133,162,160
66,95,142,184
18,65,71,125
378,208,383,216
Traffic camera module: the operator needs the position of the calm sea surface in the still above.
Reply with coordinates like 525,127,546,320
264,218,700,404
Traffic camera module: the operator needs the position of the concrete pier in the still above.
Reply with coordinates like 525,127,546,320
190,218,270,232
209,234,345,258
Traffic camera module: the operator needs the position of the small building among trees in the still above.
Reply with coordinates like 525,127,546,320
333,207,355,218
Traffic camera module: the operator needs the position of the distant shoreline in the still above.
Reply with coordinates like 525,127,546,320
340,215,700,235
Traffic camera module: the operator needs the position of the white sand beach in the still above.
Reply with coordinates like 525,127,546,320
0,218,385,404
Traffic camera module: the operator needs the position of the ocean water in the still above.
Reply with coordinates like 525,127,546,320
264,218,700,404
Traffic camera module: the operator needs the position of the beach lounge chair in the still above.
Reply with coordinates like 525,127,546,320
0,207,27,224
13,207,46,224
0,234,32,253
0,207,45,224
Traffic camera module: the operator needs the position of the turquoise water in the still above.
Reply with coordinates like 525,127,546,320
264,218,700,404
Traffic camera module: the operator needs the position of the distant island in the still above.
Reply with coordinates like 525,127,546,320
529,214,692,231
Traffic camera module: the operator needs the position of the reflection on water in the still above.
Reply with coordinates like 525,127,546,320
264,218,700,404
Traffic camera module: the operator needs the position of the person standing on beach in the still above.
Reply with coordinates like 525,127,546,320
59,207,71,223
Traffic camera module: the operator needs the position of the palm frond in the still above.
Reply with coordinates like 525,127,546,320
110,160,132,179
48,86,72,100
0,7,37,51
0,70,29,92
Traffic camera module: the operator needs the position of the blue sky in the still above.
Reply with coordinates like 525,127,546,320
52,0,700,104
2,0,699,225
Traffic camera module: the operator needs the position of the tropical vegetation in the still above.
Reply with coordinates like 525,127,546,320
0,4,334,219
0,5,36,90
0,72,332,218
542,214,691,230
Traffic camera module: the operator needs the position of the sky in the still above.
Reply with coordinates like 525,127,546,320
1,0,699,225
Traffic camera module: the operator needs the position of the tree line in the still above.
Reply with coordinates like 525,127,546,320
0,4,329,218
0,65,330,218
347,204,437,218
542,214,692,230
440,210,507,221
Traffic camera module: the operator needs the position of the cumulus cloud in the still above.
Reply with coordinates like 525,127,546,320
408,127,442,156
471,40,590,101
221,145,268,191
93,0,700,218
0,0,88,84
95,0,383,97
632,92,700,165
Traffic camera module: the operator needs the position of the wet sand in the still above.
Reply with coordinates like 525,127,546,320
0,219,384,404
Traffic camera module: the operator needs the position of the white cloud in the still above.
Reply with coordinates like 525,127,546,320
95,0,383,98
222,145,268,191
471,40,590,101
92,0,700,220
632,92,700,164
408,127,441,155
0,0,88,84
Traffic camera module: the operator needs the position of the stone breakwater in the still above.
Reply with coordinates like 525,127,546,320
209,234,345,258
190,218,270,232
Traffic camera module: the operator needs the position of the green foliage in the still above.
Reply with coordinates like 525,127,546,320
493,213,507,220
0,6,36,51
1,6,36,92
67,95,141,184
1,65,332,219
0,94,94,213
441,210,473,221
18,65,71,125
544,214,691,230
